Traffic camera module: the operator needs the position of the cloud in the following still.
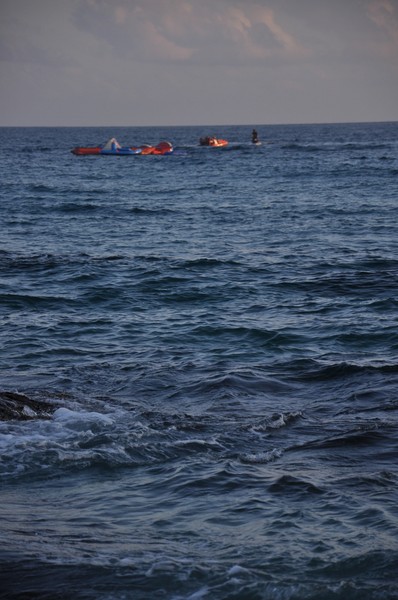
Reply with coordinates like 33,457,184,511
72,0,308,65
247,4,308,57
367,0,398,58
3,0,396,71
1,0,397,125
0,0,83,67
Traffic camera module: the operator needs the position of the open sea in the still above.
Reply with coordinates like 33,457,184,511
1,122,398,600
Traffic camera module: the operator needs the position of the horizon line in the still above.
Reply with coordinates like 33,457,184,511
1,119,397,128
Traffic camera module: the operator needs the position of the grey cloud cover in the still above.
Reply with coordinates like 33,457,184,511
0,0,397,125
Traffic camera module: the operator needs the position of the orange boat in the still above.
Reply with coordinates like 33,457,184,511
199,136,228,147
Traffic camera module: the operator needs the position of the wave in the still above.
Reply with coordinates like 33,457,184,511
0,291,79,310
240,447,284,464
173,256,238,269
334,470,397,491
282,142,391,152
0,249,127,272
0,384,300,480
292,428,389,451
1,551,397,600
277,269,398,296
283,358,398,382
268,474,324,496
128,206,177,215
57,202,100,212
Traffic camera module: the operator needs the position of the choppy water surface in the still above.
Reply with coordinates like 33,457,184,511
1,122,398,599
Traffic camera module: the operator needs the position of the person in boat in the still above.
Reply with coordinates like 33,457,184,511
251,129,259,144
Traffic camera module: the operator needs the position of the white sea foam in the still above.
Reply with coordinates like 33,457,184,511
240,448,284,464
171,586,209,600
53,407,114,427
227,565,250,576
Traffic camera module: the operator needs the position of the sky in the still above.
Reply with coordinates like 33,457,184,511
0,0,398,126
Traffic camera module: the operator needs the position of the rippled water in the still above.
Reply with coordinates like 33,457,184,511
1,122,398,599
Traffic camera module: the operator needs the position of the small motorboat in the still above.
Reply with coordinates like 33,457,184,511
199,136,228,147
72,138,173,156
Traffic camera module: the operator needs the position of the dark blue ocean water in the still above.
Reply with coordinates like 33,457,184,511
1,122,398,599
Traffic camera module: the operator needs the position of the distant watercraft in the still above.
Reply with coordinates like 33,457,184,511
199,136,228,147
72,138,173,156
251,129,261,145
